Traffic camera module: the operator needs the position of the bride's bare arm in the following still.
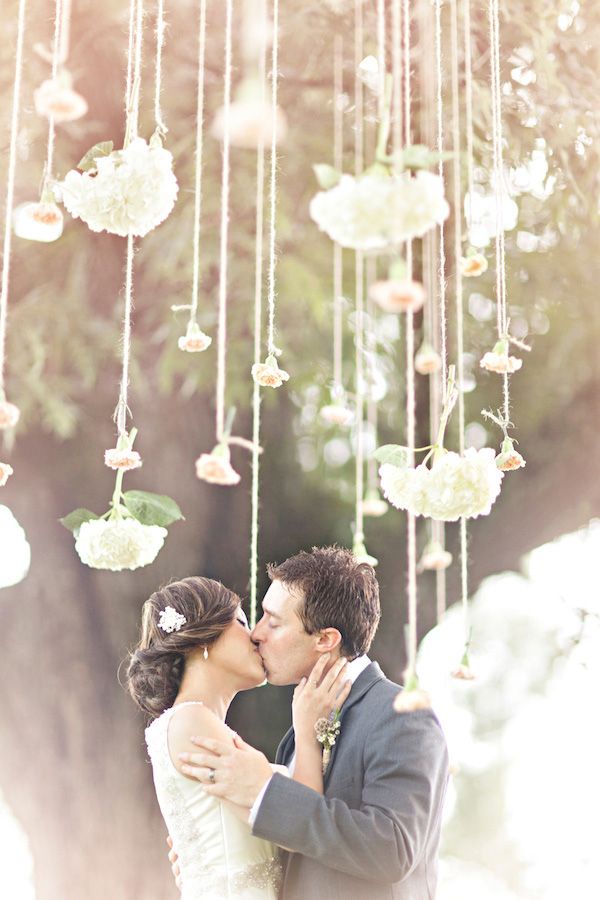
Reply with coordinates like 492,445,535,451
291,654,352,794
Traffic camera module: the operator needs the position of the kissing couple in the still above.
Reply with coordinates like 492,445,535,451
127,546,448,899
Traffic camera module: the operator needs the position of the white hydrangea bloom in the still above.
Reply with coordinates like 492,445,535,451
75,517,167,571
424,448,503,521
60,137,178,237
309,170,449,251
380,448,503,521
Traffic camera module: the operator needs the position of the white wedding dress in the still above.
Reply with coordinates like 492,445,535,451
145,702,282,900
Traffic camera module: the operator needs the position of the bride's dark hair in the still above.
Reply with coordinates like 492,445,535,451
126,576,240,721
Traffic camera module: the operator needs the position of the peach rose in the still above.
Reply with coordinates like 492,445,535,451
0,462,14,487
104,448,143,471
13,202,64,242
369,279,426,314
393,688,432,713
320,403,354,426
0,401,20,430
461,253,488,277
34,78,88,123
495,437,526,471
451,663,476,680
415,341,442,375
178,323,212,353
251,355,290,388
419,540,452,571
480,340,522,374
195,445,241,486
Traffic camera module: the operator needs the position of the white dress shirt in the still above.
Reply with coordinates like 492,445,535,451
248,655,371,825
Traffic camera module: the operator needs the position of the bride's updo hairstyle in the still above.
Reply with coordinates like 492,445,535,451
126,576,240,721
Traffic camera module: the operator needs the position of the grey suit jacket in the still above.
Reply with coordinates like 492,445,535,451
252,663,449,900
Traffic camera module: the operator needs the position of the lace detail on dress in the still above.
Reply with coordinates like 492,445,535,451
201,858,283,898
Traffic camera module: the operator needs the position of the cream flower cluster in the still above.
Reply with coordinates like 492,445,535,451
379,447,504,522
75,518,167,571
309,170,449,251
60,137,178,237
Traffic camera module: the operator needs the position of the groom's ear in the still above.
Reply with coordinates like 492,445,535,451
315,628,343,654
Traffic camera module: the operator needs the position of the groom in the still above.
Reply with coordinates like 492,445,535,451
177,546,448,899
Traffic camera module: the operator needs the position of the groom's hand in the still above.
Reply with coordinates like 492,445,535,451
179,735,272,807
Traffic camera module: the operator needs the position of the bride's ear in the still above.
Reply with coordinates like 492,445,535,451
315,628,342,654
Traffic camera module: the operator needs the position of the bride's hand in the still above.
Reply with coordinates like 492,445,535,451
292,654,352,744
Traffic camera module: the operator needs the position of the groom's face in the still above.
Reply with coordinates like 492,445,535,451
251,579,323,685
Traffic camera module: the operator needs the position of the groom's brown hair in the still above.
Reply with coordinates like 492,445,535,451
267,546,380,658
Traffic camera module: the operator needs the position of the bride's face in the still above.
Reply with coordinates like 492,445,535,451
208,605,266,689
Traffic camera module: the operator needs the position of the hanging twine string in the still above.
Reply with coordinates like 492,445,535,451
249,0,268,628
189,0,207,327
44,0,65,189
463,0,475,232
154,0,168,136
489,0,510,424
265,0,280,358
0,0,27,401
419,0,447,620
391,0,402,159
435,0,448,391
353,0,365,541
365,255,378,492
400,0,418,682
215,0,234,442
450,0,470,646
332,34,344,391
115,0,144,436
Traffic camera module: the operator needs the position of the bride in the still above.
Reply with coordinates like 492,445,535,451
126,576,350,899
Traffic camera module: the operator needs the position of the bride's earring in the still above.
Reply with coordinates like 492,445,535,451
203,646,208,660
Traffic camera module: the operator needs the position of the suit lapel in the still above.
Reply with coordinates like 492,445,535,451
275,724,295,766
323,661,385,786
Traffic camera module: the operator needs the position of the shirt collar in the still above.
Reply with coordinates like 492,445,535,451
345,654,371,684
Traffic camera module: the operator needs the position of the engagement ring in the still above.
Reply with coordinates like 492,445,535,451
209,770,216,784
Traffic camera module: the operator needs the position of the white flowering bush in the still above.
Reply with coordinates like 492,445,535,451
309,170,449,251
379,447,503,522
75,518,167,571
59,136,178,237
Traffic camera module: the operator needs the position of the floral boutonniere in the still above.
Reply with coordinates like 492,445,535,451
315,711,342,774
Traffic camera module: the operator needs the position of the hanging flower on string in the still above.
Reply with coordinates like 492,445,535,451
360,488,388,518
310,75,450,252
461,249,488,278
495,436,526,471
415,341,442,375
58,134,179,237
34,73,88,123
196,443,241,486
376,368,504,522
178,321,212,353
352,533,378,567
251,354,290,389
480,338,522,374
419,540,452,572
320,385,354,427
451,647,476,681
13,200,64,243
0,401,20,430
61,429,183,572
211,76,288,150
0,463,14,487
393,669,432,713
369,268,426,314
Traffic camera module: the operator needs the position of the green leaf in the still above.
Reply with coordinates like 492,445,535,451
77,141,114,172
59,508,99,535
312,164,342,190
400,144,455,169
373,444,410,467
123,490,184,527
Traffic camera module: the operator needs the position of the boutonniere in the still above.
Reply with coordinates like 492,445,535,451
315,710,341,774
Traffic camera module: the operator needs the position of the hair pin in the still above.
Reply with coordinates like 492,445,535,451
158,606,187,633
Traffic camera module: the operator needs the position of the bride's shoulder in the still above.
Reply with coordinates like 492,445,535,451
167,702,235,775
